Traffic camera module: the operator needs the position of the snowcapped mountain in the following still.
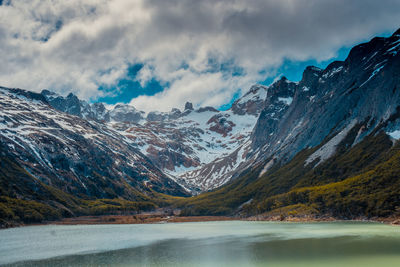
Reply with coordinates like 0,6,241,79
0,87,188,198
41,90,145,123
108,104,145,124
3,28,400,198
40,84,268,193
178,80,296,192
0,78,269,195
117,95,264,193
176,29,400,219
168,28,400,193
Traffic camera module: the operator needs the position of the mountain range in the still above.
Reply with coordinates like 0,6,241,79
1,28,400,226
41,82,268,193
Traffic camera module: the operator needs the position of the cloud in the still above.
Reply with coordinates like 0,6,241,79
0,0,399,111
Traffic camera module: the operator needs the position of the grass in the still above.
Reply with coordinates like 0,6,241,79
177,129,400,219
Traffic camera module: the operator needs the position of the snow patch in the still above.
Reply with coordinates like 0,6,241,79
322,66,343,79
278,97,293,106
305,120,357,167
259,158,275,177
237,85,268,105
360,62,387,88
387,130,400,140
387,41,400,56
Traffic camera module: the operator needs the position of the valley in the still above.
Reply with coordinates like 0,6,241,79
1,28,400,227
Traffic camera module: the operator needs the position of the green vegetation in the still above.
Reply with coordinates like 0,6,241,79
259,203,319,218
0,196,61,223
82,198,156,215
253,150,400,218
178,130,400,219
0,146,174,227
0,195,159,227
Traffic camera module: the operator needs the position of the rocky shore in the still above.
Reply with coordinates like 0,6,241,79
2,214,400,230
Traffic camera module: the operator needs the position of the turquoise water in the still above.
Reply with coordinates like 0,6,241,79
1,221,400,266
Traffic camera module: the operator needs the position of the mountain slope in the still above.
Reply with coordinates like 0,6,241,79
0,141,164,227
178,131,400,219
177,28,400,194
42,85,269,193
250,29,400,169
0,87,188,199
177,29,400,219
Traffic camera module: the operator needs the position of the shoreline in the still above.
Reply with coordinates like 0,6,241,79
2,214,400,229
48,214,235,225
0,215,236,229
246,214,400,225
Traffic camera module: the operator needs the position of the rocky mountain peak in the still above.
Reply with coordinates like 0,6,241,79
300,66,323,88
1,87,48,103
109,104,144,123
169,108,182,119
66,92,76,98
267,76,296,99
393,27,400,37
41,89,56,97
250,78,296,150
231,84,268,116
184,102,194,111
346,37,385,69
197,106,219,113
171,108,181,113
91,102,109,121
41,90,82,117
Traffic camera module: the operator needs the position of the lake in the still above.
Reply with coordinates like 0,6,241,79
1,221,400,266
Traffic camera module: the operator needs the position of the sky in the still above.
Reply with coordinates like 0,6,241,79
0,0,399,112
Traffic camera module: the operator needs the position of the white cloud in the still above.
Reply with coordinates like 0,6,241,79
0,0,399,111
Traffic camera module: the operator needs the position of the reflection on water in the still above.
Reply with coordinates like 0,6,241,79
1,221,400,267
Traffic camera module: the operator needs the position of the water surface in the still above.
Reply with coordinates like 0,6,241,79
1,221,400,266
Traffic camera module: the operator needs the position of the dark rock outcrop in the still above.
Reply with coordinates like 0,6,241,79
109,104,144,123
184,102,194,111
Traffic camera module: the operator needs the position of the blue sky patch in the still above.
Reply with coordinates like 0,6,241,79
97,63,165,104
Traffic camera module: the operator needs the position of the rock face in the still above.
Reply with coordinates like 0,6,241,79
0,87,188,198
41,90,110,122
184,102,194,111
41,91,144,123
249,29,400,172
207,114,236,137
231,84,268,116
109,104,144,123
250,77,296,149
